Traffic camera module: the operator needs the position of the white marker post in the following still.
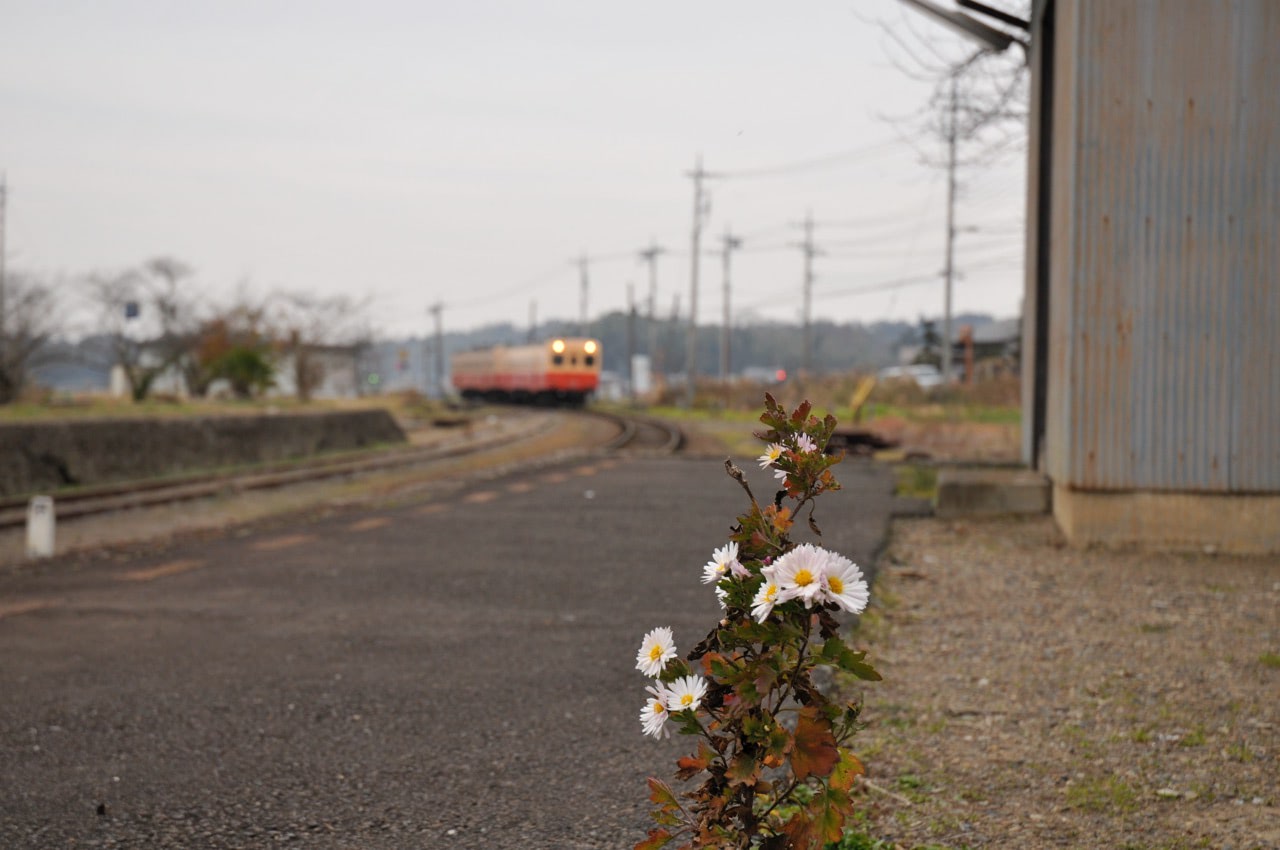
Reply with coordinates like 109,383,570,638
26,496,55,559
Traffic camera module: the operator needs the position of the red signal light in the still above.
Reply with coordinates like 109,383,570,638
775,369,787,382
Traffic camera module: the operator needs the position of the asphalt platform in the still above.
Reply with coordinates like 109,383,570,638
0,453,922,849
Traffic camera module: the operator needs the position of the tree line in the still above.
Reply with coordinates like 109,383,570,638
0,256,370,404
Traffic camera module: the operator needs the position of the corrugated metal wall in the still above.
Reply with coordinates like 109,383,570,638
1045,0,1280,492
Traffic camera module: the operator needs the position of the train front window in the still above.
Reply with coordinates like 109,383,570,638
553,355,564,366
585,355,595,366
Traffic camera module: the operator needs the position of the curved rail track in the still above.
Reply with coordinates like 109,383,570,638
0,408,683,530
594,409,685,453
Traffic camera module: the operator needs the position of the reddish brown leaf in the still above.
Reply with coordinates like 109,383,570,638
634,827,674,850
781,810,814,848
791,707,839,780
674,751,709,782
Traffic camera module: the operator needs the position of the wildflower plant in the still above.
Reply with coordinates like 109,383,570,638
635,395,881,850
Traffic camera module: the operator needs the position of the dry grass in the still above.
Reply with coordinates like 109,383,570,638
842,516,1279,850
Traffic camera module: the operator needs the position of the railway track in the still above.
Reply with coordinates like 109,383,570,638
594,409,685,453
0,408,683,530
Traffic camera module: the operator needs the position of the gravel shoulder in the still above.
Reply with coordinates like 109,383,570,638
847,515,1279,850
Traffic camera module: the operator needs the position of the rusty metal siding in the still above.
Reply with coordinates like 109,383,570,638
1046,0,1280,492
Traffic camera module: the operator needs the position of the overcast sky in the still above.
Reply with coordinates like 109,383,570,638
1,0,1028,339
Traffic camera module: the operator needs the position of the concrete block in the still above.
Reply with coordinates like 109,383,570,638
1053,484,1280,554
934,467,1051,518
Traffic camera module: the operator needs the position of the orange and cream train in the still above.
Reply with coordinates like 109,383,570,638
450,337,602,405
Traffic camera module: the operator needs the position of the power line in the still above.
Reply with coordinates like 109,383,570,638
818,272,943,300
716,139,900,179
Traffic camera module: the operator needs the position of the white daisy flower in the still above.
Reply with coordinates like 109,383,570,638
665,674,708,713
757,443,785,470
701,541,744,584
772,543,830,607
640,684,672,739
715,585,729,610
794,433,818,454
751,580,781,623
635,626,677,677
823,553,870,614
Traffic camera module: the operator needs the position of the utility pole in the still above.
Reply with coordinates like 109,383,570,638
794,211,819,375
626,282,637,402
576,254,590,336
685,155,716,406
942,70,959,384
638,240,663,350
528,299,537,343
428,301,444,398
719,226,742,391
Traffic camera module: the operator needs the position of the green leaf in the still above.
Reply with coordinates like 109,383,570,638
814,788,844,844
791,707,839,780
811,786,847,844
821,635,882,681
675,711,703,737
844,658,882,681
657,659,691,683
647,778,679,809
829,749,865,792
725,751,762,787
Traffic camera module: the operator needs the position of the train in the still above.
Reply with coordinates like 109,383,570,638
450,337,602,405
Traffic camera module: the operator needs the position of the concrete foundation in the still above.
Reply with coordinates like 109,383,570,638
1053,485,1280,554
934,467,1051,518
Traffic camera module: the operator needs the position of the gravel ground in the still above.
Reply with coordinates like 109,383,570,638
847,515,1278,850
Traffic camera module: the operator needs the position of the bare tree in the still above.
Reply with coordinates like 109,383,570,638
272,292,370,401
86,257,199,401
0,271,61,403
870,2,1030,166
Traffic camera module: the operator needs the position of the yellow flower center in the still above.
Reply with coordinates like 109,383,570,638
649,645,664,662
680,694,694,708
794,569,814,587
828,576,844,594
766,584,778,600
653,702,665,714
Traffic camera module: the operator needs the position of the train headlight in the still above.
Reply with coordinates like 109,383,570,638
551,339,566,354
583,340,597,355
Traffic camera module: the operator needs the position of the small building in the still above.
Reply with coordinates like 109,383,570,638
1022,0,1279,552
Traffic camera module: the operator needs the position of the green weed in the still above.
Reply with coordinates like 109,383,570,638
1065,776,1140,814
